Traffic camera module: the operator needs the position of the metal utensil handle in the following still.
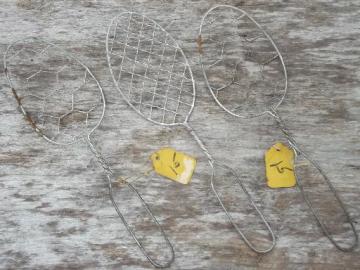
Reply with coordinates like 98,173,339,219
210,161,276,253
269,109,358,251
87,136,175,268
184,123,276,253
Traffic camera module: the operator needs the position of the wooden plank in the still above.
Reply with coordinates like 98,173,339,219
0,0,359,269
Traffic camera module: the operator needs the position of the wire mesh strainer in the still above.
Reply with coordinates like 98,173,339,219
106,11,276,254
4,36,174,268
198,4,358,252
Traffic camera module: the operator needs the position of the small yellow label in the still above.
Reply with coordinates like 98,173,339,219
265,142,296,188
150,148,196,185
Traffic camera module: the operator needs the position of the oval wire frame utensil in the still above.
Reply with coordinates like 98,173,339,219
198,4,358,251
106,11,276,254
4,36,174,268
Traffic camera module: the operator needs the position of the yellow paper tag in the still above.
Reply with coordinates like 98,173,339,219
150,148,196,185
265,142,296,188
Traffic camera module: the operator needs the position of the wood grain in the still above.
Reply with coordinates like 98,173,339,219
0,0,359,269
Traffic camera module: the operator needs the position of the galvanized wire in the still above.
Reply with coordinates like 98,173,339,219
107,11,276,255
4,36,174,268
198,4,358,252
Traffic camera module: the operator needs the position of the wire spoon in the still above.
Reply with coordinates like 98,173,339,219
4,36,174,268
106,11,275,254
198,5,358,251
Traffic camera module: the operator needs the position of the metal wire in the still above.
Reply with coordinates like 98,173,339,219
107,11,276,254
269,109,358,252
4,36,174,268
198,4,358,251
106,11,195,127
4,37,105,144
87,140,175,268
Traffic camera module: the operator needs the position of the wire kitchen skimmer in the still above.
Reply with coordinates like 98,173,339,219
198,5,358,251
106,11,276,254
4,36,174,268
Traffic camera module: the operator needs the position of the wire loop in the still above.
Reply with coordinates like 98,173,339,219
87,137,175,268
209,161,276,253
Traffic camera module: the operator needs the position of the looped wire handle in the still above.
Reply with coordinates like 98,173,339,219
184,123,276,253
87,136,175,268
268,109,358,251
210,161,276,253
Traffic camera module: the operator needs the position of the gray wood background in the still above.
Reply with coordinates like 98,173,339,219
0,0,359,269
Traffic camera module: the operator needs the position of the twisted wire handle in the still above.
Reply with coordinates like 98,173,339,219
184,123,276,253
86,135,175,268
269,109,358,251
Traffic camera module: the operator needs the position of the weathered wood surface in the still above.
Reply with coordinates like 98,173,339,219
0,0,359,269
